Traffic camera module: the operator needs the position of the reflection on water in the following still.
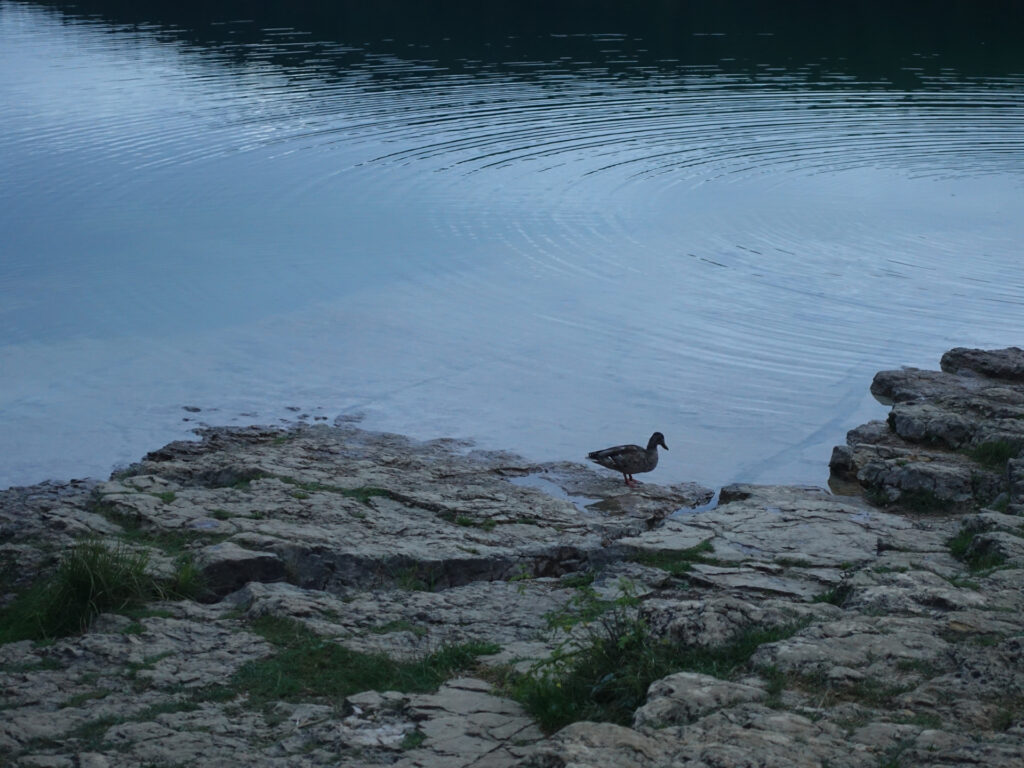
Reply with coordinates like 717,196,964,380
1,1,1023,489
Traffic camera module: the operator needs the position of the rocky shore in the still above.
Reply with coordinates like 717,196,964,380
2,347,1024,767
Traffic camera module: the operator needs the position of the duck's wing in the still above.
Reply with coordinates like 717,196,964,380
587,444,643,469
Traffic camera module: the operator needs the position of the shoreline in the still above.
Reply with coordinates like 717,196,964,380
2,346,1024,767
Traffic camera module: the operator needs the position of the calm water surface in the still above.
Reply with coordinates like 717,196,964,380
2,1,1023,489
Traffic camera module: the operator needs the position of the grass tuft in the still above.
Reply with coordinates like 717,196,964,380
895,488,953,514
0,539,152,642
966,440,1022,469
231,615,499,707
812,583,851,606
626,539,717,575
947,528,1007,572
0,538,206,643
400,729,427,750
511,602,807,734
161,555,206,601
274,475,392,505
370,620,428,637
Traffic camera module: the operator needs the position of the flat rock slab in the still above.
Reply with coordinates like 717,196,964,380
90,425,711,594
0,604,271,759
196,541,288,597
229,579,572,660
633,672,767,728
618,483,932,600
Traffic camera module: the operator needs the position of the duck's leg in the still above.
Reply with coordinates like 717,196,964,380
624,474,638,486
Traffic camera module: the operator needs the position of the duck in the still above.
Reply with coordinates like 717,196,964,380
587,432,668,486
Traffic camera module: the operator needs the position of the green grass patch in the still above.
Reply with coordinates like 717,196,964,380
812,583,851,606
543,584,616,632
67,715,124,751
400,729,427,750
990,494,1010,513
232,615,499,707
109,464,141,481
0,538,205,643
438,510,498,531
135,699,202,720
0,657,64,674
119,526,225,556
164,555,206,601
759,665,788,708
946,528,970,561
895,488,953,514
943,572,981,589
148,491,177,504
390,562,445,592
773,666,915,709
879,740,913,768
63,689,112,708
948,528,1007,572
0,539,153,642
962,632,1003,647
89,498,228,557
990,696,1024,731
864,486,893,507
228,475,265,491
342,486,392,504
966,440,1022,469
274,476,392,505
626,539,717,576
512,605,807,734
370,620,428,637
559,571,595,589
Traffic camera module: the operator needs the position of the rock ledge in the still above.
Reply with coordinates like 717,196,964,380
3,348,1024,767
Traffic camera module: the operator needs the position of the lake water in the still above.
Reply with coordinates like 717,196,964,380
2,1,1023,490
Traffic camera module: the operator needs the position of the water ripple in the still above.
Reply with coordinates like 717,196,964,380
2,3,1024,489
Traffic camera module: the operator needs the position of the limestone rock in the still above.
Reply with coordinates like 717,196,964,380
941,345,1024,382
834,348,1024,511
398,678,542,767
642,594,838,648
526,721,670,768
620,483,923,601
195,540,288,597
633,672,766,728
86,425,710,595
5,354,1024,768
665,705,877,768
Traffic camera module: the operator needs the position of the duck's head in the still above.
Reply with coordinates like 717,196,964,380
648,432,668,451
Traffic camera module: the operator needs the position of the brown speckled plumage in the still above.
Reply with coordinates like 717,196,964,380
587,432,667,486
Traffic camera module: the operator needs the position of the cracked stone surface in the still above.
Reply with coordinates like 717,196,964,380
3,348,1024,768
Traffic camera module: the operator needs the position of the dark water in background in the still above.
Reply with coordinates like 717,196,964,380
2,0,1023,489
